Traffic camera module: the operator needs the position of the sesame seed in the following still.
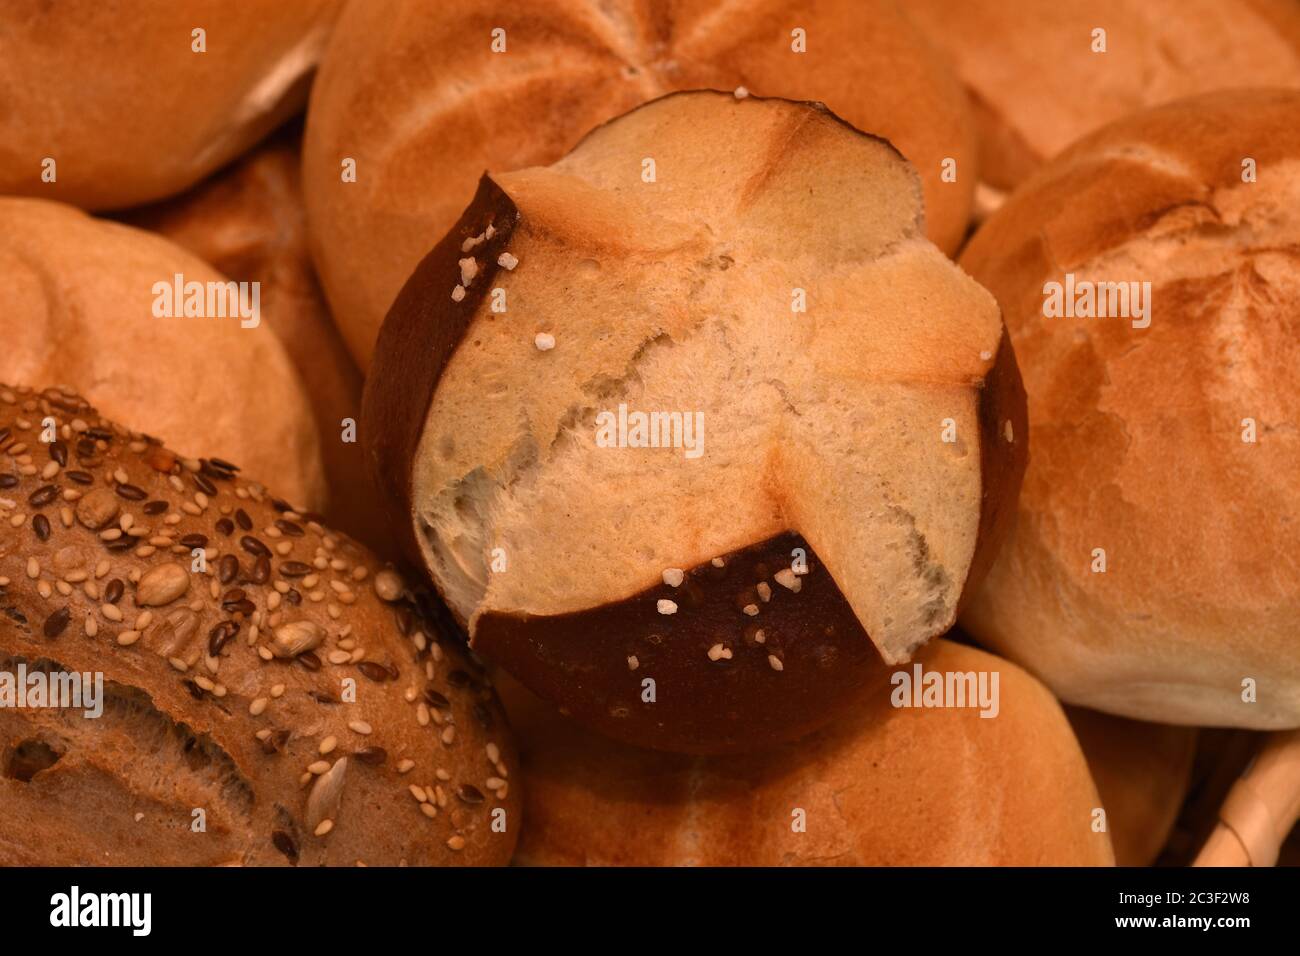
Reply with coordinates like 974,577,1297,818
409,784,427,803
743,603,759,616
307,761,331,775
656,599,677,615
421,803,438,819
768,654,784,671
320,735,337,754
707,643,733,661
627,655,639,670
249,697,269,716
1004,420,1015,443
314,819,334,837
117,630,141,647
774,569,800,591
711,557,726,568
446,835,465,851
486,743,500,764
534,332,556,351
661,568,684,587
733,86,749,99
756,582,772,602
498,252,518,270
397,759,415,774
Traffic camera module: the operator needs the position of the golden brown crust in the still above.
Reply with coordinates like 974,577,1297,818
504,641,1114,866
0,0,342,210
959,89,1300,727
906,0,1300,190
0,197,326,512
0,384,518,866
304,0,978,368
116,130,381,548
1066,706,1197,867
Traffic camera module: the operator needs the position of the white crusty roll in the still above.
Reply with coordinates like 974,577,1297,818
0,197,325,511
905,0,1300,192
502,640,1114,866
0,0,342,210
363,92,1026,753
0,385,518,866
118,130,381,547
960,89,1300,727
304,0,978,368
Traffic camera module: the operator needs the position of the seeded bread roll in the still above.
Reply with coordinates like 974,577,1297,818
117,130,382,547
0,384,518,866
959,89,1300,727
0,197,325,511
501,640,1113,866
1066,706,1196,867
905,0,1300,191
0,0,342,210
364,91,1027,753
304,0,978,368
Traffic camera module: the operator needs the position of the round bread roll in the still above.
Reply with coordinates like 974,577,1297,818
959,89,1300,727
304,0,978,368
1066,706,1196,866
905,0,1300,192
503,640,1113,866
0,197,325,511
364,91,1027,754
0,0,342,210
0,384,518,866
118,128,382,548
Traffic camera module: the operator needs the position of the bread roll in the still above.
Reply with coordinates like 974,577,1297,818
0,197,324,510
0,384,517,865
1066,706,1196,866
364,91,1026,753
959,89,1300,727
0,0,342,210
118,129,383,547
304,0,978,368
906,0,1300,190
503,640,1113,866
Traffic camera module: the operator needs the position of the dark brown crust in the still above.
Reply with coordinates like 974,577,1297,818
474,532,891,755
961,327,1029,610
361,175,520,563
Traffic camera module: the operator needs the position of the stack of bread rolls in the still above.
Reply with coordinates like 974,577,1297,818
1,0,1296,869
